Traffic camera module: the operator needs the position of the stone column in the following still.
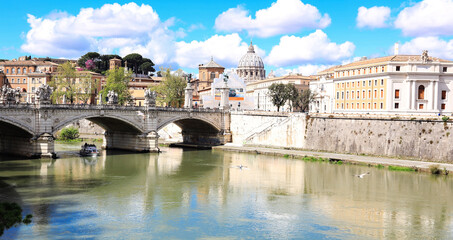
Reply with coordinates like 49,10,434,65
184,83,194,108
410,80,416,110
433,81,439,111
219,81,230,110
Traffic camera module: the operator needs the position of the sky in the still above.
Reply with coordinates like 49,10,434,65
1,0,453,76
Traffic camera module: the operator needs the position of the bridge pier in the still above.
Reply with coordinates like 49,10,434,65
181,130,228,146
103,131,160,152
31,133,56,158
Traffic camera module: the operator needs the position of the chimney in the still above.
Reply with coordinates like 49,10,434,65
394,42,399,55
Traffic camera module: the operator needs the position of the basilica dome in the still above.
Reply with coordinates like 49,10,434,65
237,42,265,83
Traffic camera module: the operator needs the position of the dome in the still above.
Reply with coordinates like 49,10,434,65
238,43,264,68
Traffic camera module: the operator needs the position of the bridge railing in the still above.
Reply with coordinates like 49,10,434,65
0,103,226,113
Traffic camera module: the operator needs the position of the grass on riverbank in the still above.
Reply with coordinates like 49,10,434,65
388,165,417,172
55,138,103,143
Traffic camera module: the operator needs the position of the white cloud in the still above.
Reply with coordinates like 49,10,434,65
265,30,355,67
356,6,391,28
215,0,330,38
174,34,265,69
395,0,453,36
21,3,167,60
274,64,332,76
396,37,453,59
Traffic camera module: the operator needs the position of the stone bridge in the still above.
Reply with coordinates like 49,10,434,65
0,104,231,158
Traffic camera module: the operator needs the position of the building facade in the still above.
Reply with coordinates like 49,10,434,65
237,42,265,83
247,74,314,111
309,51,453,115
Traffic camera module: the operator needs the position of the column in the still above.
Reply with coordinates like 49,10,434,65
411,80,416,110
429,81,434,110
433,81,439,111
184,83,194,108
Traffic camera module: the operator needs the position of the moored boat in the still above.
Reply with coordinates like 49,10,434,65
80,143,99,157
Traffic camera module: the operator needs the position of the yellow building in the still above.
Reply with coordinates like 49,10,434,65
311,51,453,115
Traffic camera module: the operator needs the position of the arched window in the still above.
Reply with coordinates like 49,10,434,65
23,68,27,74
18,68,21,74
418,85,425,99
12,68,15,74
210,72,215,80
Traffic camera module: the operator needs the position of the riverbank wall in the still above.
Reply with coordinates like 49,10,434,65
231,112,453,163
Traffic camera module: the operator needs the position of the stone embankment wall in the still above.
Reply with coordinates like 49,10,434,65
305,116,453,162
230,111,289,145
231,112,453,162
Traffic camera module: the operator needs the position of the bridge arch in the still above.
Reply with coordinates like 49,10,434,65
157,115,224,146
0,117,36,157
52,114,144,135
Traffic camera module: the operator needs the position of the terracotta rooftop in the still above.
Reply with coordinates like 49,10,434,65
336,55,453,70
199,57,224,69
1,60,58,66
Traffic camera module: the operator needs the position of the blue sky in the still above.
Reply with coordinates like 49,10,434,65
1,0,453,76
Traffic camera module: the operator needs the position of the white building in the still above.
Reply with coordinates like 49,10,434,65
247,74,313,111
202,72,254,110
309,66,336,113
309,51,453,115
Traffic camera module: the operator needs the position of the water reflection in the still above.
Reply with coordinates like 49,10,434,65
0,144,452,239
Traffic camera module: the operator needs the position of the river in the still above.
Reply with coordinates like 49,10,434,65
0,142,452,239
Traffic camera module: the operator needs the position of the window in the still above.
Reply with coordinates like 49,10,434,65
374,80,377,85
368,90,371,98
442,90,447,100
369,80,372,86
395,103,399,109
23,68,26,74
342,83,344,88
18,68,21,74
357,103,359,109
368,103,371,109
363,81,365,86
357,81,360,87
396,66,401,71
419,104,424,109
395,89,400,99
357,90,360,99
346,103,349,109
32,78,35,84
341,92,344,99
6,69,9,74
374,89,377,98
363,90,365,99
380,89,384,98
374,103,377,109
352,91,354,99
346,91,349,99
418,85,425,99
352,82,354,87
443,67,448,72
336,103,339,109
341,103,344,109
336,92,339,99
381,79,384,85
382,66,385,72
442,104,446,110
32,87,35,92
12,68,15,74
23,79,26,83
210,72,216,80
347,82,349,88
363,103,365,109
380,103,383,109
11,79,14,83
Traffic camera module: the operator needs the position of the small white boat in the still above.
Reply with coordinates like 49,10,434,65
80,143,99,157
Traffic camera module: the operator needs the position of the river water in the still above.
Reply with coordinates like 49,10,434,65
1,143,453,239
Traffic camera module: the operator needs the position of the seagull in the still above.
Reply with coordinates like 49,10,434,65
232,164,248,170
354,172,370,178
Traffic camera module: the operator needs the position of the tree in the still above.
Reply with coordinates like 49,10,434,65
50,62,91,104
99,54,122,73
123,53,143,74
100,67,132,105
285,84,300,112
77,52,100,69
151,68,186,107
139,62,155,75
267,83,288,112
77,76,99,104
299,89,316,112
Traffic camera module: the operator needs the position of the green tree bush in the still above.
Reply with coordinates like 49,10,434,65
59,126,80,140
150,68,186,107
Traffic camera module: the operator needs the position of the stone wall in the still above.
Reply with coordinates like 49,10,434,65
231,112,453,162
305,116,453,162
